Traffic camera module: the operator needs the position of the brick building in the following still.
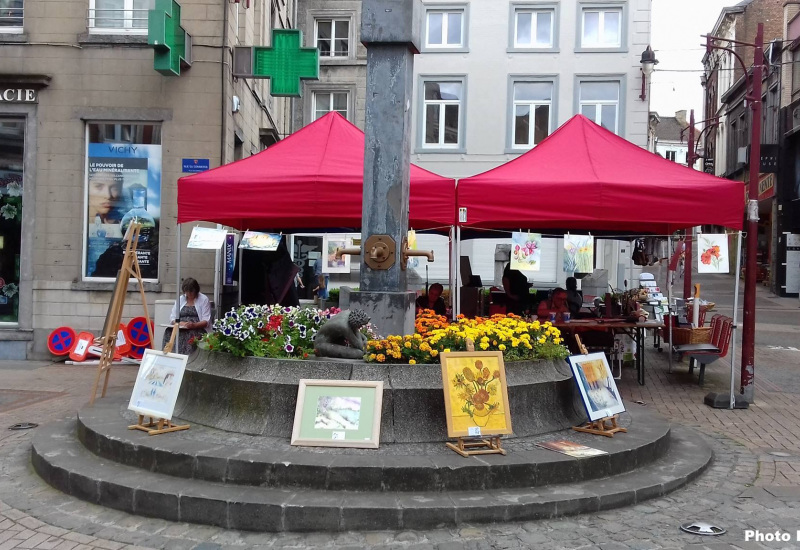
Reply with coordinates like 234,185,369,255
0,0,294,358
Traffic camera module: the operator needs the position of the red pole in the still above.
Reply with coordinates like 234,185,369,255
684,109,695,300
741,23,763,403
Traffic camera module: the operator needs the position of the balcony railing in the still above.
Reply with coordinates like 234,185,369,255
0,4,24,31
87,8,150,32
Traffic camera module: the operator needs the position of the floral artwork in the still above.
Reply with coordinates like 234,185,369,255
511,232,542,271
440,352,512,437
564,235,594,273
697,234,729,274
323,234,350,273
314,396,361,430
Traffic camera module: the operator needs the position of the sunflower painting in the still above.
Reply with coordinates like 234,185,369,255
440,351,512,438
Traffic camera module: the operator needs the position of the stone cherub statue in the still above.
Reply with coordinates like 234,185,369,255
313,309,370,360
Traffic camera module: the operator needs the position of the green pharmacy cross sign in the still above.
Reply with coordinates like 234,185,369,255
233,29,319,97
148,0,192,76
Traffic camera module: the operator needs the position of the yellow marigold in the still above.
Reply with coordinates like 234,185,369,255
479,342,489,350
538,336,546,344
498,344,506,351
430,349,439,357
369,354,376,360
409,359,416,365
376,354,386,362
444,348,451,353
404,341,412,348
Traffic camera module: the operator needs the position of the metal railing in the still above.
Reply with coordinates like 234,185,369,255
87,8,150,31
0,4,23,29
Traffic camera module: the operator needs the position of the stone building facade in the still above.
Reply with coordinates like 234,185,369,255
0,0,294,358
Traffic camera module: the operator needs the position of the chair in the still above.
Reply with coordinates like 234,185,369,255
685,317,734,385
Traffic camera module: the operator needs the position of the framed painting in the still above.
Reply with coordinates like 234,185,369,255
566,352,625,421
697,233,730,274
128,349,189,420
290,379,383,449
322,234,351,273
440,351,513,438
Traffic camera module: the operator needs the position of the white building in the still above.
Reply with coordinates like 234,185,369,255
293,0,653,297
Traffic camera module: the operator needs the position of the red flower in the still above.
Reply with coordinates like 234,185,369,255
701,250,713,265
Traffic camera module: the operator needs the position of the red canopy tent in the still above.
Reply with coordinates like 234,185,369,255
458,115,744,234
177,112,455,231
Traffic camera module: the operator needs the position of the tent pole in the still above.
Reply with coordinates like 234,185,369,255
728,231,743,409
667,234,673,374
455,225,461,318
448,226,455,319
176,223,181,355
213,224,222,321
237,243,243,306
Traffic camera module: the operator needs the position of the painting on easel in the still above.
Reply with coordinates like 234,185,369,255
567,352,625,422
128,349,188,421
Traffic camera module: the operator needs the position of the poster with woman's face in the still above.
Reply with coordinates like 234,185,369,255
85,143,161,280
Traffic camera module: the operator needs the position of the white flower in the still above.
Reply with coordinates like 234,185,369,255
0,204,16,220
6,182,21,197
2,283,18,298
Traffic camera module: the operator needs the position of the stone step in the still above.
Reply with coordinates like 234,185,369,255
32,417,711,532
77,397,671,492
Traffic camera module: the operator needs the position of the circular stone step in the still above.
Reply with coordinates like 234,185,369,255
78,395,669,492
31,415,712,532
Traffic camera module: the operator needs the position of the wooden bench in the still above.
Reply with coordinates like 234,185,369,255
673,315,734,385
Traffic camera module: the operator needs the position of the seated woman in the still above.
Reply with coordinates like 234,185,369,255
537,288,570,322
415,283,446,316
565,276,583,316
162,277,211,353
502,263,530,315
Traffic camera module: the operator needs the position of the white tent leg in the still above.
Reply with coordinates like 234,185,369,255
176,224,181,355
667,234,673,374
728,231,743,409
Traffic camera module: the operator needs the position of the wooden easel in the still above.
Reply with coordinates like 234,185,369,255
127,323,190,435
571,334,628,438
445,338,507,457
89,223,153,405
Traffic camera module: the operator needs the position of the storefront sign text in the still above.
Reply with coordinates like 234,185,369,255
0,88,37,103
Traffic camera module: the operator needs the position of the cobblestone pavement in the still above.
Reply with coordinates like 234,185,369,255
0,289,799,550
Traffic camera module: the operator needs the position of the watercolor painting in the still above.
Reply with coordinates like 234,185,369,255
567,353,625,421
697,234,730,274
564,235,594,273
314,396,362,430
511,232,542,272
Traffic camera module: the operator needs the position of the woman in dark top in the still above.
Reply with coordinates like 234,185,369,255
502,263,530,315
415,282,447,316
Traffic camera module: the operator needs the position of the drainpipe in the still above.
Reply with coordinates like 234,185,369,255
220,0,229,166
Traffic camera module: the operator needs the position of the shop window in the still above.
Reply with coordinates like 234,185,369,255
580,7,622,49
426,9,464,49
579,80,619,134
84,123,162,281
0,118,24,322
315,18,349,57
89,0,154,32
514,8,554,49
313,91,348,120
421,80,464,149
511,81,553,148
0,0,24,32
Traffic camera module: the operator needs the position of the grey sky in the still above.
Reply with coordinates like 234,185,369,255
650,0,735,120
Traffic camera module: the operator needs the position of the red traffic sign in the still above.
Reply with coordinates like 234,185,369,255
47,327,77,356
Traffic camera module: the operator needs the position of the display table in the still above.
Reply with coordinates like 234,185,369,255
552,319,664,386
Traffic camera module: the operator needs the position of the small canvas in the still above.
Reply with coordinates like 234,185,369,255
291,380,383,448
187,227,228,250
564,235,594,273
567,352,625,422
128,349,189,420
536,440,608,458
697,234,730,274
239,231,282,251
323,234,350,273
440,351,512,438
511,232,542,272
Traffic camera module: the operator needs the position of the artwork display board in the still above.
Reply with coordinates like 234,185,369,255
128,349,189,420
440,351,512,438
322,234,351,273
511,232,542,272
187,226,228,249
564,235,594,273
291,379,383,449
566,352,625,422
697,233,730,274
536,440,608,458
239,231,282,251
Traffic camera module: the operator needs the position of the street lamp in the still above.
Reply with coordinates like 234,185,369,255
639,45,658,100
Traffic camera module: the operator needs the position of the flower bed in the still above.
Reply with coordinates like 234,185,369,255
201,304,377,359
366,311,569,364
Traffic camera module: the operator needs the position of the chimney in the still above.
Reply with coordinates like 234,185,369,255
675,110,688,127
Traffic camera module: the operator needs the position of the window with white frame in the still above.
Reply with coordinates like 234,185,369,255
580,81,619,133
514,9,553,48
581,7,621,48
512,81,553,147
313,91,348,120
426,10,464,48
422,81,462,147
316,19,349,57
665,150,676,162
0,0,24,31
89,0,154,31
